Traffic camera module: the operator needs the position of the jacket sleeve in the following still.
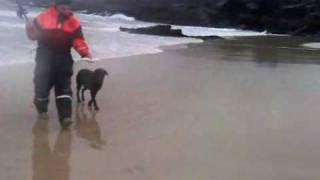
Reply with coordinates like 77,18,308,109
25,19,41,41
72,26,90,57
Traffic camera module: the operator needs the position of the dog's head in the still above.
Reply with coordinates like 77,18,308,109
94,68,109,82
95,68,108,76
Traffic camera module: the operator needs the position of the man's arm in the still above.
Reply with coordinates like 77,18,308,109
72,26,92,59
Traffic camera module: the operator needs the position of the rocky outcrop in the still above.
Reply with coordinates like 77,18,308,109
212,0,320,36
26,0,320,36
108,0,320,36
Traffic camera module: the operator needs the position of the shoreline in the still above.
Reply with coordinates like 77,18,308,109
0,35,320,69
0,40,203,68
2,34,320,69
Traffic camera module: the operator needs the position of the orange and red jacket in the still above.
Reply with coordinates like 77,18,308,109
26,5,90,57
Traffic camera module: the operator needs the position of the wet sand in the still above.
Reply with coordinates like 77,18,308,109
1,36,320,180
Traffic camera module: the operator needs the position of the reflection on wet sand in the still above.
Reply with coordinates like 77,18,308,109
75,104,105,150
32,120,72,180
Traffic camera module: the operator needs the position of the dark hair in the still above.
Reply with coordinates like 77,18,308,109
55,0,71,5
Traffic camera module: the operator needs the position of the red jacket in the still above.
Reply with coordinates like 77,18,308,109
26,5,90,57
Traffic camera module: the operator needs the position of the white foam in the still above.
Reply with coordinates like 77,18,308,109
82,26,119,32
109,13,135,21
0,21,24,28
172,25,268,37
72,31,202,61
302,43,320,49
0,10,16,17
0,7,40,15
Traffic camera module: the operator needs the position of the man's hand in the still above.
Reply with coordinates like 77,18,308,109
81,53,94,63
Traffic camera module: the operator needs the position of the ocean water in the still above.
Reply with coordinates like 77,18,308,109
0,2,267,66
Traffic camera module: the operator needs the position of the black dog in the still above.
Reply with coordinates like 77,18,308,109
76,68,108,110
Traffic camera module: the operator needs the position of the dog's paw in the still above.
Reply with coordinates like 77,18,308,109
94,107,100,111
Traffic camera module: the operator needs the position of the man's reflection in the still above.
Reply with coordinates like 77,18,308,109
75,104,105,149
32,120,72,180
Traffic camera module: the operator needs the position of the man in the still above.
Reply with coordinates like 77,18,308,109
26,0,92,128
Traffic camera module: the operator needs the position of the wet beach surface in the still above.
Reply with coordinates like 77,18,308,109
1,36,320,180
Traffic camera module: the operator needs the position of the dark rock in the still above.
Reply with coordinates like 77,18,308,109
120,25,185,37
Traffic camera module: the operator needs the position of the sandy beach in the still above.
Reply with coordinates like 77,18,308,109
1,36,320,180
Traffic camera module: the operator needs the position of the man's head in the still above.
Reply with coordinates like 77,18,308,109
55,0,72,16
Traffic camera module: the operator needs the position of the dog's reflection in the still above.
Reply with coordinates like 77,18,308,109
75,104,105,149
32,120,72,180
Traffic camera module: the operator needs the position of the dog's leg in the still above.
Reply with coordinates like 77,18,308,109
77,84,82,103
88,90,93,109
91,90,99,111
81,88,86,101
88,100,93,109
